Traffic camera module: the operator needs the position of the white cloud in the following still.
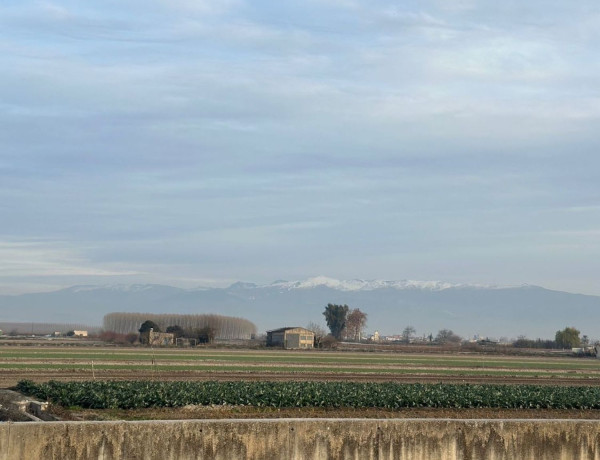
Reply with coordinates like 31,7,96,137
306,0,359,9
39,2,72,21
159,0,242,15
0,239,138,277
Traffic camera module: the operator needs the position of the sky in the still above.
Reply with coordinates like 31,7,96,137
1,1,600,296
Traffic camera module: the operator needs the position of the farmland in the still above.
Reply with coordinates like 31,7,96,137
5,343,600,421
17,379,600,410
1,345,600,388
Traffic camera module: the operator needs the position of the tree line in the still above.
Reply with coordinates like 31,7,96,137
0,322,96,336
315,304,589,350
318,304,463,345
103,313,256,340
514,327,588,349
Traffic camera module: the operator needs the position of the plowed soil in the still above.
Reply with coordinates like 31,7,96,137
51,404,600,422
3,368,599,388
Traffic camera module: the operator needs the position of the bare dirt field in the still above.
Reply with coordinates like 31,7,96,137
49,405,600,422
3,368,600,389
1,343,599,386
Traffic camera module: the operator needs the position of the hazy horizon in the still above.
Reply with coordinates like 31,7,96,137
0,275,597,298
2,275,599,339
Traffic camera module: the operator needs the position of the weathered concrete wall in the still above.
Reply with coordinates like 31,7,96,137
2,418,600,460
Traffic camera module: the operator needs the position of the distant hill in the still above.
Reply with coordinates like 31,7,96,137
0,276,598,339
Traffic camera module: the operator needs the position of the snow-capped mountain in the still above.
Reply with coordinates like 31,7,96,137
0,277,598,339
265,276,498,292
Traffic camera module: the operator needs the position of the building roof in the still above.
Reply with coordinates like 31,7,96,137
267,327,314,334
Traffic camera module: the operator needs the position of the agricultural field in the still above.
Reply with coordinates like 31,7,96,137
18,380,600,410
1,345,600,388
5,344,600,421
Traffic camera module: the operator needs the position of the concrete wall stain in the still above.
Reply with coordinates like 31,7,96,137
1,418,600,460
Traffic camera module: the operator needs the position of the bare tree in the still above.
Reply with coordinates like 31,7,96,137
402,326,416,344
344,308,367,342
307,321,327,348
435,329,462,344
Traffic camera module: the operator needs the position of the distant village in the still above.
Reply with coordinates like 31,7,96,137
0,308,596,358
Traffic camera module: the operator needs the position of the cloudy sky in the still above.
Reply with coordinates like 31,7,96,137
1,1,599,295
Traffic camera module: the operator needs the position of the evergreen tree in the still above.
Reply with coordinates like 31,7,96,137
138,320,161,333
323,304,349,340
165,325,184,338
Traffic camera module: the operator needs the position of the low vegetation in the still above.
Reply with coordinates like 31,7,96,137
16,380,600,411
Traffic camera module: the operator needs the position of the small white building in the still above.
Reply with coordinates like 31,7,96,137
73,330,88,337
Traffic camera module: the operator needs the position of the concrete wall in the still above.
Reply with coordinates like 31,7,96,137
287,333,300,348
2,418,600,460
267,331,285,347
267,328,314,348
140,330,174,346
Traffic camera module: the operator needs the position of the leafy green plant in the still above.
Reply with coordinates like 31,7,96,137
16,380,600,411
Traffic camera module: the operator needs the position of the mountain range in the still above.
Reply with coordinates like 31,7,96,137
0,276,598,339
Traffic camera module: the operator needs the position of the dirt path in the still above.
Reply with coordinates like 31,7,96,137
50,404,600,422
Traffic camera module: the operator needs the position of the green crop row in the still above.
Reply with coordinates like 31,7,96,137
16,380,600,411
